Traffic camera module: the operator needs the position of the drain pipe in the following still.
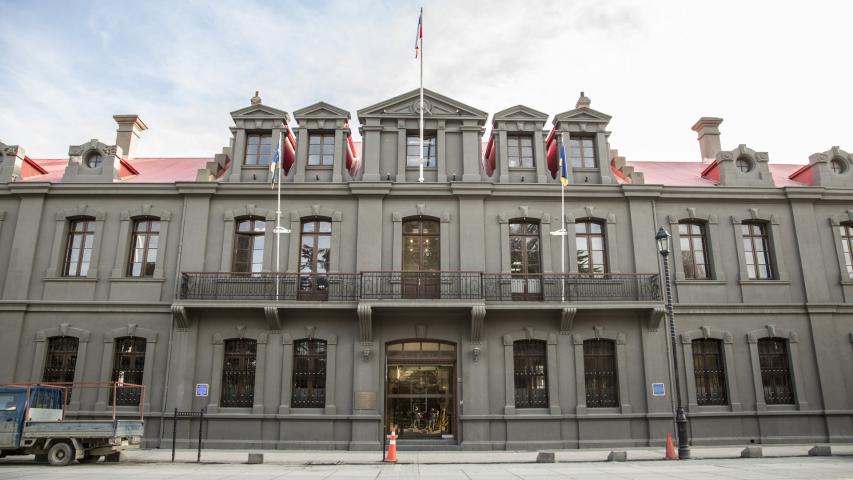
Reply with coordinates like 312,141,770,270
158,194,188,445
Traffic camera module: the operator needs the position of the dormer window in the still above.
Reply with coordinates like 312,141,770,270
568,137,595,168
85,152,103,168
245,133,273,166
308,134,335,167
406,135,436,168
507,135,534,168
831,158,847,174
735,156,752,173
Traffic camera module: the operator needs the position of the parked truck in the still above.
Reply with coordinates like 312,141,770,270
0,383,144,466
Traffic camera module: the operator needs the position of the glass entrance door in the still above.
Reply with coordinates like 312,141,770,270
385,340,456,439
402,218,440,299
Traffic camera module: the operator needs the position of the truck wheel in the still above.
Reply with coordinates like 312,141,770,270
47,442,75,467
79,454,101,464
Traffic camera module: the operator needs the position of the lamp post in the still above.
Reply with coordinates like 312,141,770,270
655,226,690,460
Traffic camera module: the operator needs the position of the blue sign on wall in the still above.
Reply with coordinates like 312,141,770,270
195,383,209,397
651,382,666,397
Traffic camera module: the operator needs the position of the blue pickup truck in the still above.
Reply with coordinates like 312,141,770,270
0,385,144,466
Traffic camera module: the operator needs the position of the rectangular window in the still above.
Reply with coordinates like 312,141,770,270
245,133,272,166
406,135,437,168
840,224,853,279
43,336,79,404
111,337,146,406
513,340,548,408
292,339,327,408
509,221,541,299
128,217,160,277
233,218,265,273
568,137,595,168
679,222,710,279
583,339,619,408
575,220,606,274
507,135,534,168
299,218,332,299
308,134,335,166
64,218,95,277
758,338,794,405
742,222,774,280
692,339,727,406
221,339,257,408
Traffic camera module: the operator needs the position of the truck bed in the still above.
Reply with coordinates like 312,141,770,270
22,420,144,439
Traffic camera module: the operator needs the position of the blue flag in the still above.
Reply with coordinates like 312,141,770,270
270,135,281,186
559,143,569,187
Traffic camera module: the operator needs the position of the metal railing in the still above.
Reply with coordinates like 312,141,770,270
482,273,661,302
179,272,661,302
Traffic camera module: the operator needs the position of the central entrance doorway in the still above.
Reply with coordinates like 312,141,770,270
385,340,455,440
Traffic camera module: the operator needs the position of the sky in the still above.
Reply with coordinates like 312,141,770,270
0,0,851,164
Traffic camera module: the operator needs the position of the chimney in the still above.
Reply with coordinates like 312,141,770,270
113,115,148,160
576,91,591,109
691,117,723,164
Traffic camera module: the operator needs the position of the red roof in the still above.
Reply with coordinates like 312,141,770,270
20,152,810,187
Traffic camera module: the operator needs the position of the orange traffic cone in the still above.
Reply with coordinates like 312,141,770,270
385,426,398,463
665,432,677,460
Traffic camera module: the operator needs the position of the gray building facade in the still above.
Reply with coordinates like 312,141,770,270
1,90,852,450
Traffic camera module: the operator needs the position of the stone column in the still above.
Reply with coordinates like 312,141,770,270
362,125,383,182
293,127,310,182
461,124,482,182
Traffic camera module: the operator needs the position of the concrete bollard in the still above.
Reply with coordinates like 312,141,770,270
607,451,627,462
536,451,555,463
248,453,264,464
741,446,763,458
808,445,832,456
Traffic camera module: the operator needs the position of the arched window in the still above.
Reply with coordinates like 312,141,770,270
292,339,327,408
513,340,548,408
111,337,146,406
678,221,710,279
758,338,794,405
692,339,727,406
299,217,332,299
840,223,853,279
741,222,774,280
233,217,265,273
575,220,606,274
509,220,541,299
583,339,618,408
64,217,95,277
43,336,79,404
128,217,160,277
221,339,257,408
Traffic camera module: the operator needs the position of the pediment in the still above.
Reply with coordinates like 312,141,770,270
230,103,290,120
357,88,487,121
553,107,612,124
293,101,351,119
493,105,548,122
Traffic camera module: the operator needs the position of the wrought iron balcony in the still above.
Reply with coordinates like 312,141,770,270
481,273,662,302
178,272,661,302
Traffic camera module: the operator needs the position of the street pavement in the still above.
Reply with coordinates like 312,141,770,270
1,445,852,479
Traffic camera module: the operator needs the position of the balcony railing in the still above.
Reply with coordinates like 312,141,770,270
179,272,661,302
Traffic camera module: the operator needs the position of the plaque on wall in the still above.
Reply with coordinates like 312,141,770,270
355,391,377,410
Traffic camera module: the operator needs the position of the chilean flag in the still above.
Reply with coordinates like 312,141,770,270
415,8,422,58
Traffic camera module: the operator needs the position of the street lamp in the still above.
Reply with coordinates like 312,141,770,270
655,226,691,460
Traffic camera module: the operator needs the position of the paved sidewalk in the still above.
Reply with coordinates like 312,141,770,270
123,443,853,464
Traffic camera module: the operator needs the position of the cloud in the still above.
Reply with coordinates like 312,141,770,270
0,0,850,164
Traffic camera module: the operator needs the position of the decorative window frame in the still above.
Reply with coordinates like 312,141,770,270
572,326,631,414
391,204,451,271
286,205,343,273
731,208,789,282
746,324,807,411
667,209,726,282
680,326,740,412
497,206,553,273
111,205,172,280
207,326,268,414
565,206,618,273
221,205,275,272
278,327,338,415
45,205,106,279
829,211,853,284
31,323,91,411
502,328,559,415
94,324,158,412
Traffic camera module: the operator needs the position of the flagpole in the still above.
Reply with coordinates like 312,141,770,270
560,167,566,302
418,7,425,184
275,129,283,301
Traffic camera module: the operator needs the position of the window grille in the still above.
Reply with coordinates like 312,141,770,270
43,336,79,404
292,339,327,408
758,338,794,404
111,337,146,406
692,339,727,406
221,339,257,408
513,340,548,408
583,339,619,408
